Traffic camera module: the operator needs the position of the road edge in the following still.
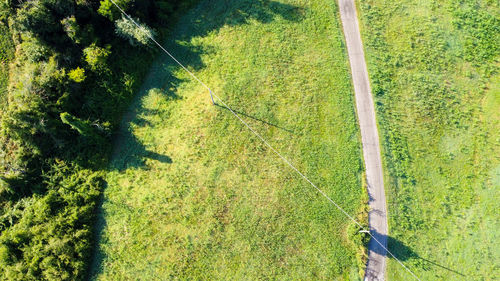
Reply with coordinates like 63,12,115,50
336,0,389,280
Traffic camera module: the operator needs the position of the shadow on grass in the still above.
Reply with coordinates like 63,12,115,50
101,0,304,171
108,106,175,172
111,140,173,172
215,103,296,134
108,74,182,171
87,185,107,281
88,1,303,279
154,0,305,74
191,0,304,37
367,229,466,278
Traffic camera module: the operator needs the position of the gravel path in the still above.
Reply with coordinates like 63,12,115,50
337,0,388,280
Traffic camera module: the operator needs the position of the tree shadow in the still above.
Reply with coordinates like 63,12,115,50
106,63,186,170
108,87,179,171
87,181,140,280
190,0,305,37
148,0,305,74
89,0,304,278
87,184,107,281
110,137,172,172
368,229,467,278
104,0,304,171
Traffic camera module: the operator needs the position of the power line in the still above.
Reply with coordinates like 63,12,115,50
108,1,422,280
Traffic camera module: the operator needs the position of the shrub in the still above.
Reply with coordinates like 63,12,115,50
68,67,86,83
61,16,80,44
83,43,111,71
115,16,156,47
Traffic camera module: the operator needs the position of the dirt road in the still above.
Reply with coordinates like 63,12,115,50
337,0,388,280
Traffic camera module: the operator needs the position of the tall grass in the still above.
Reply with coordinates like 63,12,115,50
92,0,367,279
357,0,499,279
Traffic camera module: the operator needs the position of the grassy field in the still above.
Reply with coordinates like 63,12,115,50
356,0,499,280
92,0,367,280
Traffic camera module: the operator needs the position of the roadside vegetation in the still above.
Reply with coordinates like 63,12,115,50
357,0,499,279
0,1,197,279
93,0,368,279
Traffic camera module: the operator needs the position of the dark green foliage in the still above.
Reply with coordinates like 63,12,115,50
60,112,95,137
0,163,103,280
0,23,13,107
348,221,370,249
83,43,111,70
0,24,12,63
0,0,199,279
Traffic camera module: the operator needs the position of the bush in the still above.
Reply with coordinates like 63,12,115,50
83,44,111,71
0,161,103,280
68,67,86,83
115,16,156,47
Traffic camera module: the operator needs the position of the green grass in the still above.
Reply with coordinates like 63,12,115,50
91,0,367,280
356,0,499,280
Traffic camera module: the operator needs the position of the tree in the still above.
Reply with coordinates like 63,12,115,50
68,67,86,83
83,43,111,71
114,16,156,47
61,16,80,44
98,0,133,21
60,112,93,137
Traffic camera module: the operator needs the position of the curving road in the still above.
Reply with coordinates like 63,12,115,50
337,0,388,280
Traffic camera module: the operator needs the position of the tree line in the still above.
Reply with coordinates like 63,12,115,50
0,0,197,279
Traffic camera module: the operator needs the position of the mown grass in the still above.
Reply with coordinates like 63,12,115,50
92,0,368,280
356,0,499,280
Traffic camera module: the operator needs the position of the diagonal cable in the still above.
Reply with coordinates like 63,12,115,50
108,1,422,280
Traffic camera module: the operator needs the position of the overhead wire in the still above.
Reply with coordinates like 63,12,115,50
108,1,422,280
